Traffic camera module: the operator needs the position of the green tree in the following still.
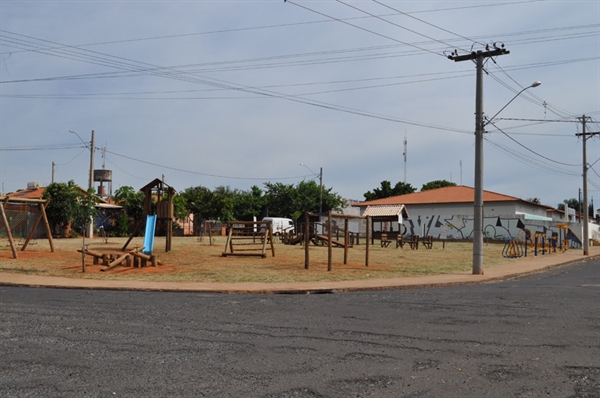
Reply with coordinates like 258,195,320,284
211,186,236,223
43,180,87,236
181,186,216,235
264,180,345,220
526,198,541,204
557,198,594,218
232,185,267,221
420,180,456,192
113,186,145,235
363,180,416,201
557,198,580,211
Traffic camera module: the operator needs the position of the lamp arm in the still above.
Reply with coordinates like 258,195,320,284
484,87,529,126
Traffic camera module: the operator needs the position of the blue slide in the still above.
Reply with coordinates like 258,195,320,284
142,215,157,255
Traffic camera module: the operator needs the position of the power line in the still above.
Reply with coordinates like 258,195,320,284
335,0,474,54
103,149,314,181
285,0,446,58
0,144,85,151
487,120,582,167
371,0,486,48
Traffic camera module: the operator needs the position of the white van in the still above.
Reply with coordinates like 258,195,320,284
262,217,295,235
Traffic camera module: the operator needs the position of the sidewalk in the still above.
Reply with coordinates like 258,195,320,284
1,247,598,294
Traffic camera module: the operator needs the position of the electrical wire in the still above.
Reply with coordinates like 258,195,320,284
103,149,315,181
335,0,475,54
285,0,447,58
487,120,582,167
0,144,85,151
371,0,486,48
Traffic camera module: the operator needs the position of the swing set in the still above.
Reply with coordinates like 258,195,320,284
0,196,55,259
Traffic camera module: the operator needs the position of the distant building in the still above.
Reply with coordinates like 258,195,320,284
353,185,584,244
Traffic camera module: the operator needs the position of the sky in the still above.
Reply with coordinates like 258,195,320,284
1,0,599,211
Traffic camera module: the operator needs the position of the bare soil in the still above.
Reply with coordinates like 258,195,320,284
0,236,508,283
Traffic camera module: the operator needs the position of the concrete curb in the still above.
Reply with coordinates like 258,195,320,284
1,250,598,294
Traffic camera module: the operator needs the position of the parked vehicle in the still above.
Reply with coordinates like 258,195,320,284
262,217,295,235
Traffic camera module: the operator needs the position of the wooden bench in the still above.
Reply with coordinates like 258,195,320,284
380,233,392,248
408,235,419,250
421,236,433,249
396,235,406,249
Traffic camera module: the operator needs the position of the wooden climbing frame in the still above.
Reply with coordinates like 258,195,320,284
222,221,275,258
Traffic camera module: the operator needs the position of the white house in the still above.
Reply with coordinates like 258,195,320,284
353,185,584,245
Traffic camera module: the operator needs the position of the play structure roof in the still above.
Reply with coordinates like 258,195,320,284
362,204,409,218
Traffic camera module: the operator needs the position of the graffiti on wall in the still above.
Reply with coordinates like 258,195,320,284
403,214,581,245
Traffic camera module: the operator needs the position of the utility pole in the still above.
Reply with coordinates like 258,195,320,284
403,134,407,184
52,162,55,183
449,46,509,275
319,167,323,214
89,130,95,192
576,115,600,256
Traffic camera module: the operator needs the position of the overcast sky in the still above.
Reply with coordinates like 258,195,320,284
1,0,599,210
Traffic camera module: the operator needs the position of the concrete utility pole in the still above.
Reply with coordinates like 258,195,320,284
576,115,600,256
449,46,509,275
319,167,323,214
52,162,55,183
89,130,95,192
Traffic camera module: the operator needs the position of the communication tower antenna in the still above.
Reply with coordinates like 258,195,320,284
101,145,107,169
403,133,407,183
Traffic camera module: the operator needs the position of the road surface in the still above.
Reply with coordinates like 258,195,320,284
1,259,598,397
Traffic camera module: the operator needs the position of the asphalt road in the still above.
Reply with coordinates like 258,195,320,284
1,259,598,398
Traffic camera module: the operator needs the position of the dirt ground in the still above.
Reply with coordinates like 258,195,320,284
0,235,510,283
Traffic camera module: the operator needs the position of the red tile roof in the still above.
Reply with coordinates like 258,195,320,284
7,187,46,200
354,185,529,207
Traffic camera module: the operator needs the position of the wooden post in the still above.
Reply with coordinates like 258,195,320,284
344,218,349,265
365,216,370,267
304,212,310,269
0,202,17,259
268,224,275,257
327,210,333,271
20,208,44,251
40,201,54,252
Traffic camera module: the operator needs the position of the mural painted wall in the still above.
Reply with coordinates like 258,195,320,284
401,214,582,246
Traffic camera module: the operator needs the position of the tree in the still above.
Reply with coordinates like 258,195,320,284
557,198,595,218
113,186,145,236
43,180,89,236
526,198,541,204
420,180,456,192
264,180,345,220
232,185,267,221
363,180,416,201
557,198,580,212
181,186,216,235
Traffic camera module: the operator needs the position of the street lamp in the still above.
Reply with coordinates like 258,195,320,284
472,81,541,275
300,163,323,213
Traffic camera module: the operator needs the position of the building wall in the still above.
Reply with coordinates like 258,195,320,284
354,201,588,246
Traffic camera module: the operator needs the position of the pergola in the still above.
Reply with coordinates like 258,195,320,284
362,204,409,244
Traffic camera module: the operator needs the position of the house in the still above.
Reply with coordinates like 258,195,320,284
353,185,581,243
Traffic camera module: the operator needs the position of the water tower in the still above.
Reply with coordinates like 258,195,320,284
94,169,112,198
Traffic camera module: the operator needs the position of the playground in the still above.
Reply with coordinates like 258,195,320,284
0,234,514,283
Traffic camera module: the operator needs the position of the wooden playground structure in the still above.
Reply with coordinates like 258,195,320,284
0,196,54,259
222,221,275,258
122,178,174,253
301,211,371,271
